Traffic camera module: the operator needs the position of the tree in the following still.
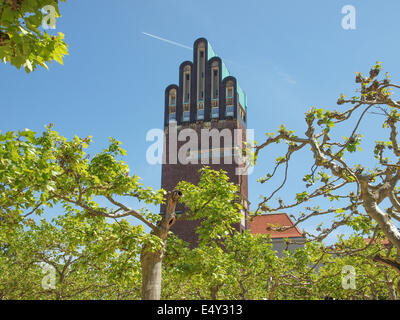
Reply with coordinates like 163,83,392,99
162,231,279,300
0,127,171,299
162,209,320,300
141,165,242,299
0,0,68,72
254,62,400,282
314,235,399,300
0,127,244,299
160,167,244,299
0,213,144,299
1,124,397,300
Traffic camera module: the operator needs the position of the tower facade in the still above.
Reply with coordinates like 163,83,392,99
161,38,249,246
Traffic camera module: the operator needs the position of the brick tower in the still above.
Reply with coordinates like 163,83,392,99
161,37,249,246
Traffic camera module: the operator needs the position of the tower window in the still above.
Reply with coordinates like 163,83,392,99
197,102,204,120
169,106,176,123
226,82,234,106
169,114,176,123
227,87,234,98
211,63,219,101
183,66,191,104
211,107,219,119
183,112,190,122
226,105,234,117
169,89,177,120
183,103,190,122
197,45,205,103
169,90,176,106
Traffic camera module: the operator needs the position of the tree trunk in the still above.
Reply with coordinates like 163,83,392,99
140,190,181,300
141,249,163,300
268,278,279,300
373,254,400,299
384,272,398,300
238,280,247,300
210,285,220,300
360,182,400,251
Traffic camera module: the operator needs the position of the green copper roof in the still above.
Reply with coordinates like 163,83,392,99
207,42,217,61
207,42,247,111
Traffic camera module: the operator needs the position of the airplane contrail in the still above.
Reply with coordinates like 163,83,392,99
141,32,250,73
142,32,192,50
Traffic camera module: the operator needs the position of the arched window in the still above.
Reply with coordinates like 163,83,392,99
183,66,191,104
183,66,191,122
197,42,206,103
211,61,219,106
169,89,176,106
168,89,177,123
210,62,219,119
226,81,234,101
226,81,234,117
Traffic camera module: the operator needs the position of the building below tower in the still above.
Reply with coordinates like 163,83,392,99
249,213,306,256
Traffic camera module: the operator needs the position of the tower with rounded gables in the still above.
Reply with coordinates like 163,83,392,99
161,37,249,246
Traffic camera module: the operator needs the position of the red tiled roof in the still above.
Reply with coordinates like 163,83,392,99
364,238,391,248
249,213,304,239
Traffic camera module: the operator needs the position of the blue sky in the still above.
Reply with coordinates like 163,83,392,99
1,0,400,243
